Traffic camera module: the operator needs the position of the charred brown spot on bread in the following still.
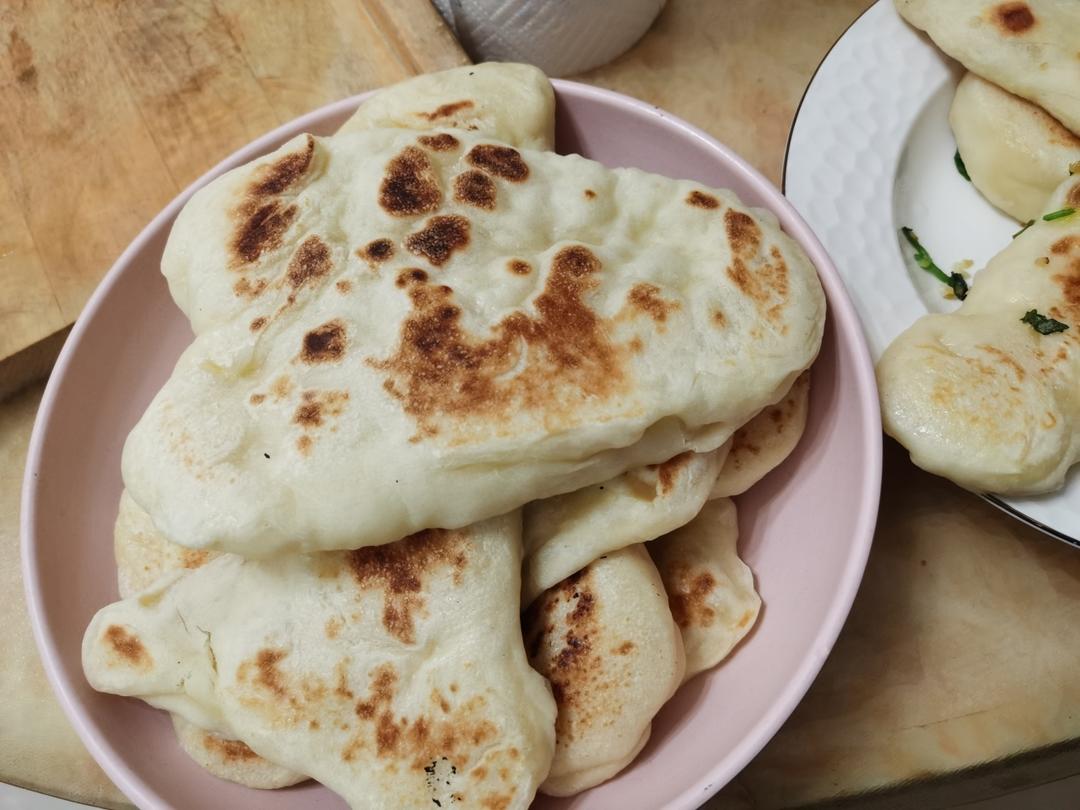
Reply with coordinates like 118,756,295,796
336,280,352,294
626,282,680,324
730,422,761,459
1034,110,1080,148
271,375,294,401
405,215,471,266
251,135,315,196
466,144,529,182
250,316,267,332
232,202,299,267
286,235,332,289
653,451,694,495
1052,236,1080,256
1047,237,1080,321
359,238,395,266
345,529,469,644
353,664,396,723
300,319,347,364
396,268,429,289
667,567,718,629
433,689,451,713
567,588,595,624
977,345,1027,382
182,549,212,569
325,617,343,640
726,211,790,324
249,393,266,405
202,734,260,762
229,137,314,267
1068,183,1080,209
1054,275,1080,323
293,401,323,428
251,648,288,696
507,259,532,275
234,277,268,299
993,2,1036,33
292,389,349,430
380,146,442,216
613,641,635,655
725,209,761,255
105,625,151,669
344,662,499,775
419,100,474,121
453,170,497,210
371,245,628,440
584,189,596,200
713,309,727,328
418,133,461,151
524,567,611,740
296,434,313,455
687,190,720,209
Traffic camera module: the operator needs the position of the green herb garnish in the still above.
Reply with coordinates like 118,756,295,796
1012,219,1035,239
954,150,971,181
1021,309,1069,335
1043,207,1076,222
900,227,968,300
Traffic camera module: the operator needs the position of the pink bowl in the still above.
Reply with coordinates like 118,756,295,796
22,81,881,810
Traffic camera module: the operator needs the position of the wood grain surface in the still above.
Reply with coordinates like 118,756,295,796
0,0,466,365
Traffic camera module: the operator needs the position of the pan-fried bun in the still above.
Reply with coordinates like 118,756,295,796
125,125,824,557
524,545,684,796
878,174,1080,494
87,514,556,809
950,72,1080,222
337,62,556,151
650,498,760,682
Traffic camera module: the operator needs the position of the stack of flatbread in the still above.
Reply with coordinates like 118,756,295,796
82,63,825,807
880,2,1080,495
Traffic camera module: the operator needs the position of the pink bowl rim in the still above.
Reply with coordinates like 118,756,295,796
21,79,882,810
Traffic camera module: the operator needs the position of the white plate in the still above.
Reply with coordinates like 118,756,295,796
783,0,1079,545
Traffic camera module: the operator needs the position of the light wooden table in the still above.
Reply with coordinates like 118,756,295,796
4,1,1080,808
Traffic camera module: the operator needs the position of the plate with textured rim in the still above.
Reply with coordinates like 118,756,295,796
783,0,1079,546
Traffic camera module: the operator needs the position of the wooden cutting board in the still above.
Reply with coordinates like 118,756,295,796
0,0,467,366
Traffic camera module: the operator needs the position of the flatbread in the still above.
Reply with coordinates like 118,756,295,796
336,62,555,151
85,514,556,809
711,370,809,498
877,175,1080,495
649,498,760,682
521,448,726,606
896,0,1080,133
113,490,305,789
950,72,1080,222
524,545,684,797
124,122,824,556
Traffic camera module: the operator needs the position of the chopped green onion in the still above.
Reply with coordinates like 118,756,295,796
1012,219,1035,239
954,150,971,181
1021,309,1069,335
900,227,968,300
1043,207,1076,222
